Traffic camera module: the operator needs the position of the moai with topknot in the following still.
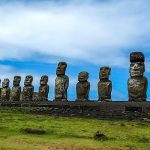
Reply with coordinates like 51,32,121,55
38,75,49,101
76,71,90,101
22,75,34,101
1,79,10,101
98,66,112,102
128,52,148,102
55,62,69,101
11,76,21,101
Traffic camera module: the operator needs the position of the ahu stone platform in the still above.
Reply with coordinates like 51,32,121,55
0,101,150,120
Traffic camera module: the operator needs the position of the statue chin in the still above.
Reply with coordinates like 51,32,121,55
130,71,143,77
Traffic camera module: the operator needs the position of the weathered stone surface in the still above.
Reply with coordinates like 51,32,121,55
128,52,148,102
98,66,112,102
0,79,10,101
0,101,150,120
33,92,39,101
76,71,90,101
38,75,49,101
11,76,21,101
22,75,34,101
55,62,69,101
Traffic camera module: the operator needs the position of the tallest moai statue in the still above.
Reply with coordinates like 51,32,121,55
54,62,69,101
128,52,148,102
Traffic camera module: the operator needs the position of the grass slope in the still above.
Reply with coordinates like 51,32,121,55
0,108,150,150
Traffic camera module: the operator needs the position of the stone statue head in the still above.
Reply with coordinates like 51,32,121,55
130,52,145,77
58,62,67,71
56,62,67,76
24,75,33,86
99,66,111,80
40,75,48,85
78,72,89,82
2,79,10,88
56,67,65,76
13,76,21,86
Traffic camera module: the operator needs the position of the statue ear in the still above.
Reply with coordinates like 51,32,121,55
99,72,101,79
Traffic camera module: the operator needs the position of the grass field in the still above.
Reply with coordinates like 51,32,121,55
0,108,150,150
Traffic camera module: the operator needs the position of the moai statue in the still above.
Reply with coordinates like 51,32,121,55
11,76,21,101
128,52,148,102
55,62,69,101
1,79,11,101
22,75,34,101
76,72,90,101
98,66,112,102
38,75,49,101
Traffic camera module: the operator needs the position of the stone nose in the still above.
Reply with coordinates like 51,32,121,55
101,70,105,73
133,64,139,69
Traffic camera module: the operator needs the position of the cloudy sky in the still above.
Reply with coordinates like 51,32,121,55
0,0,150,100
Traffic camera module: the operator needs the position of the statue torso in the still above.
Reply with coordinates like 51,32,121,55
76,81,90,99
98,80,112,99
128,77,147,101
1,87,10,100
55,75,69,99
11,86,21,100
23,86,34,99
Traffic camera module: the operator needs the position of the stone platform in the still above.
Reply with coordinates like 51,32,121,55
0,101,150,120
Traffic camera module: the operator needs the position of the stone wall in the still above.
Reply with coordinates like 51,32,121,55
0,101,150,120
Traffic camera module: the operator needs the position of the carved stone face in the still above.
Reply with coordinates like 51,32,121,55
13,76,21,86
58,62,67,71
78,72,89,82
40,75,48,85
130,62,144,77
100,67,111,79
56,67,65,76
56,62,67,77
24,76,33,86
2,79,10,88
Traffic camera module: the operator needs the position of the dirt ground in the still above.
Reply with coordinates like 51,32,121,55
37,143,138,150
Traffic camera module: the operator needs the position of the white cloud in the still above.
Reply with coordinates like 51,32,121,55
0,64,53,89
0,0,149,67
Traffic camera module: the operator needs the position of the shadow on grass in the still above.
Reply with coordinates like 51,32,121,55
21,128,47,135
136,122,150,127
20,127,93,140
58,132,92,139
137,136,150,143
21,128,85,139
20,127,116,142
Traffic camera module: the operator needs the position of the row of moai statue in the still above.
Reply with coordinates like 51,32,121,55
0,52,148,102
55,52,148,102
0,75,49,101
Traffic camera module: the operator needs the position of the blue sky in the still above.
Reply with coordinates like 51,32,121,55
0,0,150,100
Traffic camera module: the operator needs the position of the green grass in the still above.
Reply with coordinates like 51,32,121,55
0,107,150,150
